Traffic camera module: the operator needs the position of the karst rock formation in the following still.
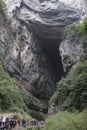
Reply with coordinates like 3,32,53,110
0,0,87,112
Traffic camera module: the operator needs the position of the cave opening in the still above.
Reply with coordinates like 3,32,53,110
31,21,65,82
39,38,65,82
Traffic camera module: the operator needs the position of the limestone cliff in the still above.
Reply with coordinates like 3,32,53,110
59,34,84,72
0,0,87,113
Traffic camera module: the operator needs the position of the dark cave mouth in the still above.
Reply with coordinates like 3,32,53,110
40,38,65,81
30,37,65,100
31,22,65,82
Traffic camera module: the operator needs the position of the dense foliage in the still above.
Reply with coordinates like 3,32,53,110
64,17,87,38
0,61,26,112
43,110,87,130
80,17,87,34
50,60,87,111
22,92,48,120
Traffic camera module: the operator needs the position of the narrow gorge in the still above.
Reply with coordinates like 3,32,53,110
0,0,87,118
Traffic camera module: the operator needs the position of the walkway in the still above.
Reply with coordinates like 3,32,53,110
12,124,44,130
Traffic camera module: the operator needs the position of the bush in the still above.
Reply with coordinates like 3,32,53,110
43,110,87,130
0,61,26,112
0,0,6,13
0,0,3,8
50,60,87,111
80,17,87,34
64,17,87,38
64,23,81,37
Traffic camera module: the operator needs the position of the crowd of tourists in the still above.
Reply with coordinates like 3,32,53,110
0,116,17,130
0,116,44,130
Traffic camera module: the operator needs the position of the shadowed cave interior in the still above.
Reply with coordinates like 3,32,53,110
39,38,65,82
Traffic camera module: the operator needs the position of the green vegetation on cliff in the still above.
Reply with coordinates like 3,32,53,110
0,0,6,14
22,91,48,120
0,0,4,8
50,60,87,111
0,61,26,112
46,61,87,129
64,17,87,37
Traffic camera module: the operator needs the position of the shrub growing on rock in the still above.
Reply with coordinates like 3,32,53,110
0,61,26,112
50,60,87,111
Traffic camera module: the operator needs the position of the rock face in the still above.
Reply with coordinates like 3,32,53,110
2,18,56,99
0,0,87,112
59,35,84,72
0,10,11,62
0,11,6,59
4,0,87,39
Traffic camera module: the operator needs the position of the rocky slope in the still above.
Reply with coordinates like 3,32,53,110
0,0,87,113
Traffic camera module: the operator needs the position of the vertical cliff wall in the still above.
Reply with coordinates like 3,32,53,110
0,0,87,113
